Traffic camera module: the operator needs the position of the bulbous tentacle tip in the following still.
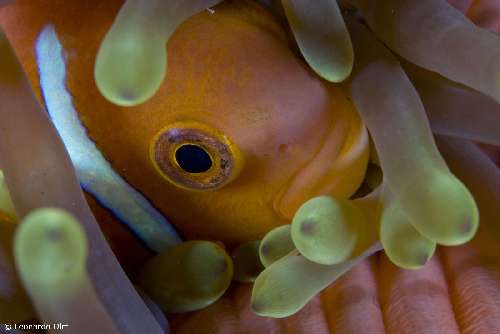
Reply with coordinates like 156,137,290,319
281,0,354,83
291,196,364,265
13,209,122,333
250,280,299,318
138,240,234,313
94,34,167,107
387,242,436,271
380,199,437,270
259,225,295,267
251,251,310,319
14,207,87,288
400,172,479,246
249,295,293,318
94,0,225,107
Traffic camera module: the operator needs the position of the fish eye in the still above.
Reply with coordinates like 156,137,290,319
150,122,244,190
174,144,213,173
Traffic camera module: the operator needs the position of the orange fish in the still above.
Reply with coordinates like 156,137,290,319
0,0,368,254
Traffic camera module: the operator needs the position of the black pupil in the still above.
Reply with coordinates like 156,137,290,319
175,144,213,173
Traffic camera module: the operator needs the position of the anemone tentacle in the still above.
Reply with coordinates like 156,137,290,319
95,0,224,106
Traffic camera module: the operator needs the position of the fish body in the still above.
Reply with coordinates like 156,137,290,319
0,0,368,248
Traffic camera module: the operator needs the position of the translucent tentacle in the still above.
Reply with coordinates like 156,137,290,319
281,0,353,82
94,0,222,106
251,188,382,318
404,63,500,146
251,242,382,318
347,19,479,246
379,189,436,270
437,136,500,333
259,225,295,268
138,241,233,313
14,208,120,334
0,28,164,334
347,0,500,103
291,196,366,265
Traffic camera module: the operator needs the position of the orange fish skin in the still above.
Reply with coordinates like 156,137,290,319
0,0,368,247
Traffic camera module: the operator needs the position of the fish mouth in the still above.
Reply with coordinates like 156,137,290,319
273,103,369,220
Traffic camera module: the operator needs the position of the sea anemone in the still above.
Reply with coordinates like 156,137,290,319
0,0,499,333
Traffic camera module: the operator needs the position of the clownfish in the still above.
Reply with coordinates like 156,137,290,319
0,0,368,268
